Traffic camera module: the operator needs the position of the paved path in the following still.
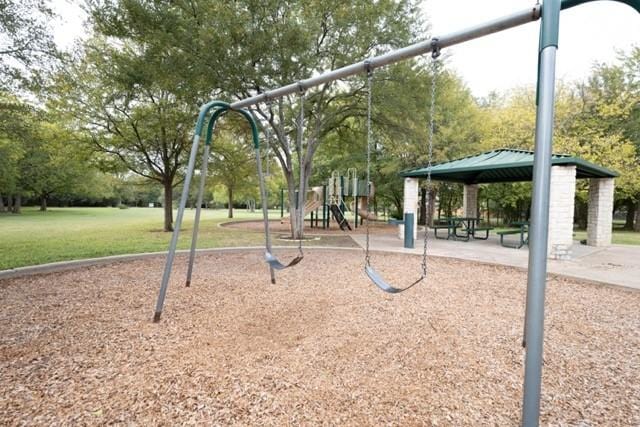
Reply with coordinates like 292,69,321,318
351,229,640,290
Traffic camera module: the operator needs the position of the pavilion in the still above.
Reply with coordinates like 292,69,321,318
400,148,618,260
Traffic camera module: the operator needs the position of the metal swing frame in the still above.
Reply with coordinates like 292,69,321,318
152,1,640,425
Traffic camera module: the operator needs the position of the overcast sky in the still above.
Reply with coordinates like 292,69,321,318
52,0,640,98
422,0,640,97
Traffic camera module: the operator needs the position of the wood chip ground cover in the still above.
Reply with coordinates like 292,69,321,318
0,250,638,425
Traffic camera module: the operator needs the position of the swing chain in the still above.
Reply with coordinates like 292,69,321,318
264,98,273,176
431,37,441,59
422,52,439,278
296,89,305,256
364,64,373,267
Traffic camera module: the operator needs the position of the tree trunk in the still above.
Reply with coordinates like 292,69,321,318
227,187,234,218
0,194,4,212
486,198,491,224
12,195,21,214
574,199,588,229
634,206,640,232
418,187,427,226
424,188,437,227
285,171,304,239
40,195,47,212
624,200,636,230
163,181,174,232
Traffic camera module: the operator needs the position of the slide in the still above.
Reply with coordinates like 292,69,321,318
357,182,378,221
330,203,352,231
280,187,323,224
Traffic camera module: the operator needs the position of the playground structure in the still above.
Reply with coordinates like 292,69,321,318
152,1,640,425
278,170,377,232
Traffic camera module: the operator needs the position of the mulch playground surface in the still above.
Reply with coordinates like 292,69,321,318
1,250,638,425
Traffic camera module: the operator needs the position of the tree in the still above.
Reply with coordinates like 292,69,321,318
0,0,57,89
309,60,483,220
0,91,33,212
478,52,640,231
51,33,203,230
17,121,98,211
208,125,258,218
575,47,640,230
0,136,22,212
197,0,424,238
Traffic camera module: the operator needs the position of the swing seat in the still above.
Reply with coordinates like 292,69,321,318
365,265,424,294
265,252,304,270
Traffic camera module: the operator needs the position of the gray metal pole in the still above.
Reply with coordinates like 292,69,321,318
153,134,202,322
255,145,277,284
230,5,541,110
185,143,211,287
522,0,561,423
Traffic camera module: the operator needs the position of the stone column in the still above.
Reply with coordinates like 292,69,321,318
463,184,479,218
587,178,614,246
399,177,419,239
548,165,576,260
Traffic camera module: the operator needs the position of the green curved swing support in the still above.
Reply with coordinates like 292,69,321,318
153,1,639,425
153,100,269,320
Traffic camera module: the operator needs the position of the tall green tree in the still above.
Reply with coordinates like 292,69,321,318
202,0,424,238
0,0,57,89
575,47,640,229
478,49,640,230
52,31,204,230
17,121,98,211
65,0,425,238
208,126,258,218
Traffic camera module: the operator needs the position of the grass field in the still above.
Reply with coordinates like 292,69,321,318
1,207,639,270
0,207,274,270
572,229,640,245
493,223,640,246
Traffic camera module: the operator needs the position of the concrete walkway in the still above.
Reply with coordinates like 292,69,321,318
351,229,640,290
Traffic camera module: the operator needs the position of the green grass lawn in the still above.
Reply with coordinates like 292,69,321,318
572,229,640,245
0,207,278,270
2,208,638,270
492,226,640,245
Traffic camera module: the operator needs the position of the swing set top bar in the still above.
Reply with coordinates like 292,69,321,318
229,0,640,111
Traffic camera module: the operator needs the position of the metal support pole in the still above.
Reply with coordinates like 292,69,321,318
354,196,358,229
255,144,277,284
404,213,415,249
153,134,202,322
185,143,211,287
323,185,328,229
522,0,561,424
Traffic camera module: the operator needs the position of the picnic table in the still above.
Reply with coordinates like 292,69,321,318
432,217,494,241
497,221,529,248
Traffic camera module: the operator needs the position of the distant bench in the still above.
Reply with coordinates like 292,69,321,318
497,227,528,249
432,219,493,241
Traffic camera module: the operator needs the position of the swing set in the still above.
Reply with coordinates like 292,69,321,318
152,1,640,425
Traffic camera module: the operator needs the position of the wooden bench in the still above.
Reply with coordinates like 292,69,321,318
497,228,528,249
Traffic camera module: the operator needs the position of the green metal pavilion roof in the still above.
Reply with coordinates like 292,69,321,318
400,148,618,184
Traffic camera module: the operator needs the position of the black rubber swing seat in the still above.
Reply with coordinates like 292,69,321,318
365,265,424,294
265,252,304,270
